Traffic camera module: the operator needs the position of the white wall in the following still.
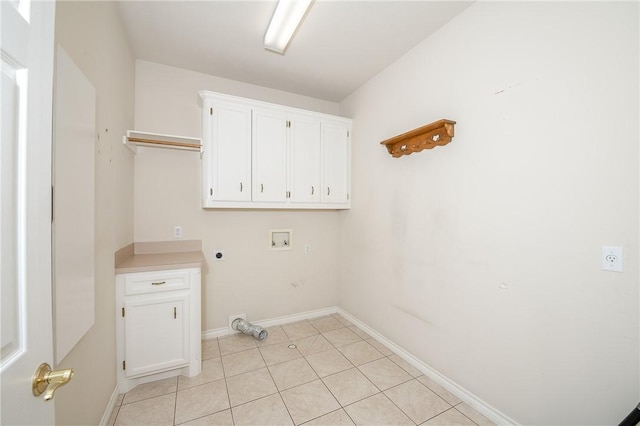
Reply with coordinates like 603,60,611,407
338,2,639,425
134,61,342,332
54,2,135,424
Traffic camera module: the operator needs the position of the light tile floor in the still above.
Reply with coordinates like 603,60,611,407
109,314,496,426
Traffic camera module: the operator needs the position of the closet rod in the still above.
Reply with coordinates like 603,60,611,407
127,137,201,150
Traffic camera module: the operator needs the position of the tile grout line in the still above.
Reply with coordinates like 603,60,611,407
339,402,360,426
110,405,120,426
376,391,419,425
256,324,298,422
272,319,356,425
384,378,454,425
279,320,323,425
177,338,233,425
450,405,482,426
172,381,178,426
217,337,238,425
317,360,384,411
322,315,368,426
297,407,348,426
294,323,393,424
283,319,402,423
345,352,426,424
354,354,415,391
255,331,297,425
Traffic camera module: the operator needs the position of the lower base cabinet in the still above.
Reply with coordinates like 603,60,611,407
116,268,201,393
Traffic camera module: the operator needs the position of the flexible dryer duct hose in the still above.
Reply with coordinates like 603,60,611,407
231,318,268,341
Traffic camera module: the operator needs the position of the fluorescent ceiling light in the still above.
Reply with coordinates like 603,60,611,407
264,0,313,54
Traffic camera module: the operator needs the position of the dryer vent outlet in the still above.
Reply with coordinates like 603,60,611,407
231,318,268,341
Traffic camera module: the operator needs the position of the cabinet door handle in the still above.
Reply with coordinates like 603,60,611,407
174,307,176,319
327,187,330,196
240,182,243,192
311,186,314,195
151,281,166,286
261,183,264,193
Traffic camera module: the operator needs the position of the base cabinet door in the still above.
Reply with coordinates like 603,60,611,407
124,291,189,378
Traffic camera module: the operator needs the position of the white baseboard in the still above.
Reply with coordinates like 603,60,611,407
201,306,338,340
335,308,518,426
99,385,120,426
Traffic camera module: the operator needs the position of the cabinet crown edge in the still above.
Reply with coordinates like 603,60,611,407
198,90,352,124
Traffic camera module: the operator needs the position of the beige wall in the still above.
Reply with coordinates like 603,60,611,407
338,2,639,425
134,61,342,332
54,2,134,424
52,2,639,424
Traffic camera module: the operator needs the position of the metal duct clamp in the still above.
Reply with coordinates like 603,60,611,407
231,318,268,341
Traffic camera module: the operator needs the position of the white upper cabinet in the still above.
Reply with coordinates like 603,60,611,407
321,121,351,205
289,114,321,204
201,98,252,204
252,108,288,203
199,91,351,209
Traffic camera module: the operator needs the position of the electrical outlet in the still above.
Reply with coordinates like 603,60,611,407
174,226,182,239
602,246,623,272
213,250,225,261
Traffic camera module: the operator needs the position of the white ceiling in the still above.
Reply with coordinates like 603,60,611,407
117,1,473,102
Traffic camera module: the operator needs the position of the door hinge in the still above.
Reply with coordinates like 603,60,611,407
122,360,126,370
210,107,213,115
121,307,125,317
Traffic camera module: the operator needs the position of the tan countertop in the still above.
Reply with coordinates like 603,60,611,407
115,240,205,274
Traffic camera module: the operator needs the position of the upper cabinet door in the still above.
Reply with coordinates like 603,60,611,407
206,101,252,202
321,121,351,205
252,108,288,203
289,115,321,204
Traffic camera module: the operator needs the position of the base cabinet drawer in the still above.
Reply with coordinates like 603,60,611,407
124,270,190,296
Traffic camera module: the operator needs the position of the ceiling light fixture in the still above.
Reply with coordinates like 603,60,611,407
264,0,313,54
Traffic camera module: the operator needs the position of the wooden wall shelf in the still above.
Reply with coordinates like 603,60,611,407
380,119,456,158
123,130,202,154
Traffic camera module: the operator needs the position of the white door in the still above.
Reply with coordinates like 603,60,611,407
1,0,57,424
252,108,288,203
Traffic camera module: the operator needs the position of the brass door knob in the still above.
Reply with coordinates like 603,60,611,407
32,363,74,401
